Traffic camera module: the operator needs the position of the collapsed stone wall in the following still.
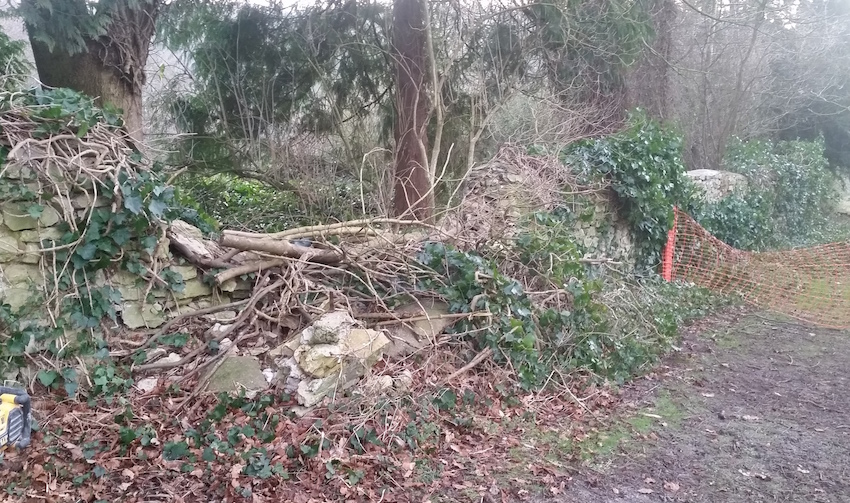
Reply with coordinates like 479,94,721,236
442,146,637,267
0,164,243,330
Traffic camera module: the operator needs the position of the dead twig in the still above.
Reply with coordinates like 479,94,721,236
442,347,493,384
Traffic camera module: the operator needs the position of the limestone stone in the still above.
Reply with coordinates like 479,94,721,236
300,310,355,345
297,377,337,407
1,264,42,284
171,264,198,281
21,243,40,264
0,202,61,231
269,336,301,360
0,286,37,312
686,169,749,203
342,328,390,366
135,377,159,393
121,301,166,329
393,370,414,393
175,278,212,300
296,363,366,407
361,375,394,395
202,310,237,322
220,278,253,292
2,162,34,180
71,193,111,209
18,228,62,243
277,356,306,393
294,344,342,378
117,285,141,301
0,236,20,262
205,356,269,396
111,270,139,286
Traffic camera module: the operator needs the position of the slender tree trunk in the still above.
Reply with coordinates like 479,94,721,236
391,0,434,222
23,1,158,144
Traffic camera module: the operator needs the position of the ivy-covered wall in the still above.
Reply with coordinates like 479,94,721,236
0,161,243,331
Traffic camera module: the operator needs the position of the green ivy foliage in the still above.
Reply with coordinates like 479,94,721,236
690,191,774,250
412,207,715,387
0,87,213,390
563,110,698,271
694,137,837,250
176,173,366,233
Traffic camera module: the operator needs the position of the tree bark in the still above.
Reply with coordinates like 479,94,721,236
391,0,434,222
23,1,158,144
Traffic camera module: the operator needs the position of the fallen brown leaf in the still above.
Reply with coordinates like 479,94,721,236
663,481,680,492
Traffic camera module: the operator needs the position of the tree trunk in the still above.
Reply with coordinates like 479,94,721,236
391,0,434,222
23,1,158,144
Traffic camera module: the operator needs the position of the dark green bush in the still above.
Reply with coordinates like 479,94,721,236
563,110,698,271
695,137,837,249
175,173,368,233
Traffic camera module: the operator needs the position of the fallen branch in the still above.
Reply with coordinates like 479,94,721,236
219,234,343,264
134,280,284,373
370,311,490,326
214,258,286,285
442,347,493,384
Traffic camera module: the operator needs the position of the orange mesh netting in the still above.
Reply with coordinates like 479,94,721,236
662,207,850,329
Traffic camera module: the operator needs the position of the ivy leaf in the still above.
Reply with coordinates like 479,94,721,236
123,196,143,215
163,441,190,461
27,204,44,218
148,199,168,219
62,367,79,398
111,227,132,246
141,235,158,254
37,369,59,387
76,243,98,261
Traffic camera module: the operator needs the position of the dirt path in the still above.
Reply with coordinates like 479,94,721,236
544,311,850,503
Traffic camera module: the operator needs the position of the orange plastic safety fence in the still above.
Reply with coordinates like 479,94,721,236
664,207,850,329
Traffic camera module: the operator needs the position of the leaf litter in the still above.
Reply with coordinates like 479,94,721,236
0,353,625,502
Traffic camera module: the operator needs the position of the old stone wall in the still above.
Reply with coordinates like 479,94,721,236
686,169,749,203
442,148,637,267
0,168,242,331
571,197,636,267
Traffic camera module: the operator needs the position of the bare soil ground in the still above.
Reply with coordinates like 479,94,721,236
541,310,850,503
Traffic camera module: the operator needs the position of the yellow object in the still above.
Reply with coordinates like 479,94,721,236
0,385,31,450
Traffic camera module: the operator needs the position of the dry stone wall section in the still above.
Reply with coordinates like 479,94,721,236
0,164,242,332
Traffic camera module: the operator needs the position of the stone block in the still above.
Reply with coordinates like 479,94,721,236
300,310,355,345
2,162,34,180
170,264,198,281
0,202,60,231
0,286,38,312
117,285,141,301
294,344,342,378
19,227,63,243
342,329,390,366
21,243,40,264
204,356,269,396
220,278,253,292
1,264,42,284
71,193,111,209
175,278,212,300
121,301,166,329
0,236,20,263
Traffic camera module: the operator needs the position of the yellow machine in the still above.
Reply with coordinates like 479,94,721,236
0,383,31,450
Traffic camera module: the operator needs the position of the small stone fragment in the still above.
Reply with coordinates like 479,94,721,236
135,377,158,393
